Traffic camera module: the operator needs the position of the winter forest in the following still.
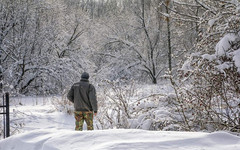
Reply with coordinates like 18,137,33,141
0,0,240,137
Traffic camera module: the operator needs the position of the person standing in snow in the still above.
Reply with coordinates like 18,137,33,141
67,72,97,131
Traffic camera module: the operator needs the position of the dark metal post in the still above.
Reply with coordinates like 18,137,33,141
5,92,10,137
2,94,5,138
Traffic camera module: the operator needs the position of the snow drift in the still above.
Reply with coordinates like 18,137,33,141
0,129,239,150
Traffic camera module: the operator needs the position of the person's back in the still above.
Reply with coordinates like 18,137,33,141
67,72,97,130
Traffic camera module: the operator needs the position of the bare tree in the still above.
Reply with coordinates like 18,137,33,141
101,0,166,84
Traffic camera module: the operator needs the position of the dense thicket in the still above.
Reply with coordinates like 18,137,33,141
0,0,200,94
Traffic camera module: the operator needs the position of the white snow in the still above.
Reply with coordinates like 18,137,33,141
233,49,240,72
0,97,240,150
0,129,240,150
237,5,240,13
215,33,238,56
231,0,239,5
208,18,217,28
215,62,232,75
214,32,240,72
202,54,216,62
181,59,191,73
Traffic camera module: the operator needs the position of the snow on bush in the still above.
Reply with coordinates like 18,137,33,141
51,90,74,115
51,79,178,131
215,33,239,57
175,12,240,132
233,49,240,72
88,80,180,131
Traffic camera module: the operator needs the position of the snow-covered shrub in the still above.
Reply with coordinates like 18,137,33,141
51,91,74,115
95,80,178,130
96,80,135,129
174,13,240,132
129,94,180,131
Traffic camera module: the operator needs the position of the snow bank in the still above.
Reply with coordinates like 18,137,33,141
0,129,239,150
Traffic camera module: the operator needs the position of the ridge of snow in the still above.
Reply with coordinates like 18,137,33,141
0,129,240,150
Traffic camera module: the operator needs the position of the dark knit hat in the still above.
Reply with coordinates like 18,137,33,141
81,72,89,79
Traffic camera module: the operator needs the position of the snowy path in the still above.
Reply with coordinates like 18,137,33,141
0,97,240,150
13,104,74,131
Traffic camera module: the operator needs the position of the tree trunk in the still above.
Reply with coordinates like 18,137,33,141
166,0,172,72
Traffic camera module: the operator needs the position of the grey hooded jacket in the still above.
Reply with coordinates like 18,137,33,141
67,79,97,113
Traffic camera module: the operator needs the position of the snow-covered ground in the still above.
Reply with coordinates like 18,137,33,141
0,96,240,150
1,129,240,150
